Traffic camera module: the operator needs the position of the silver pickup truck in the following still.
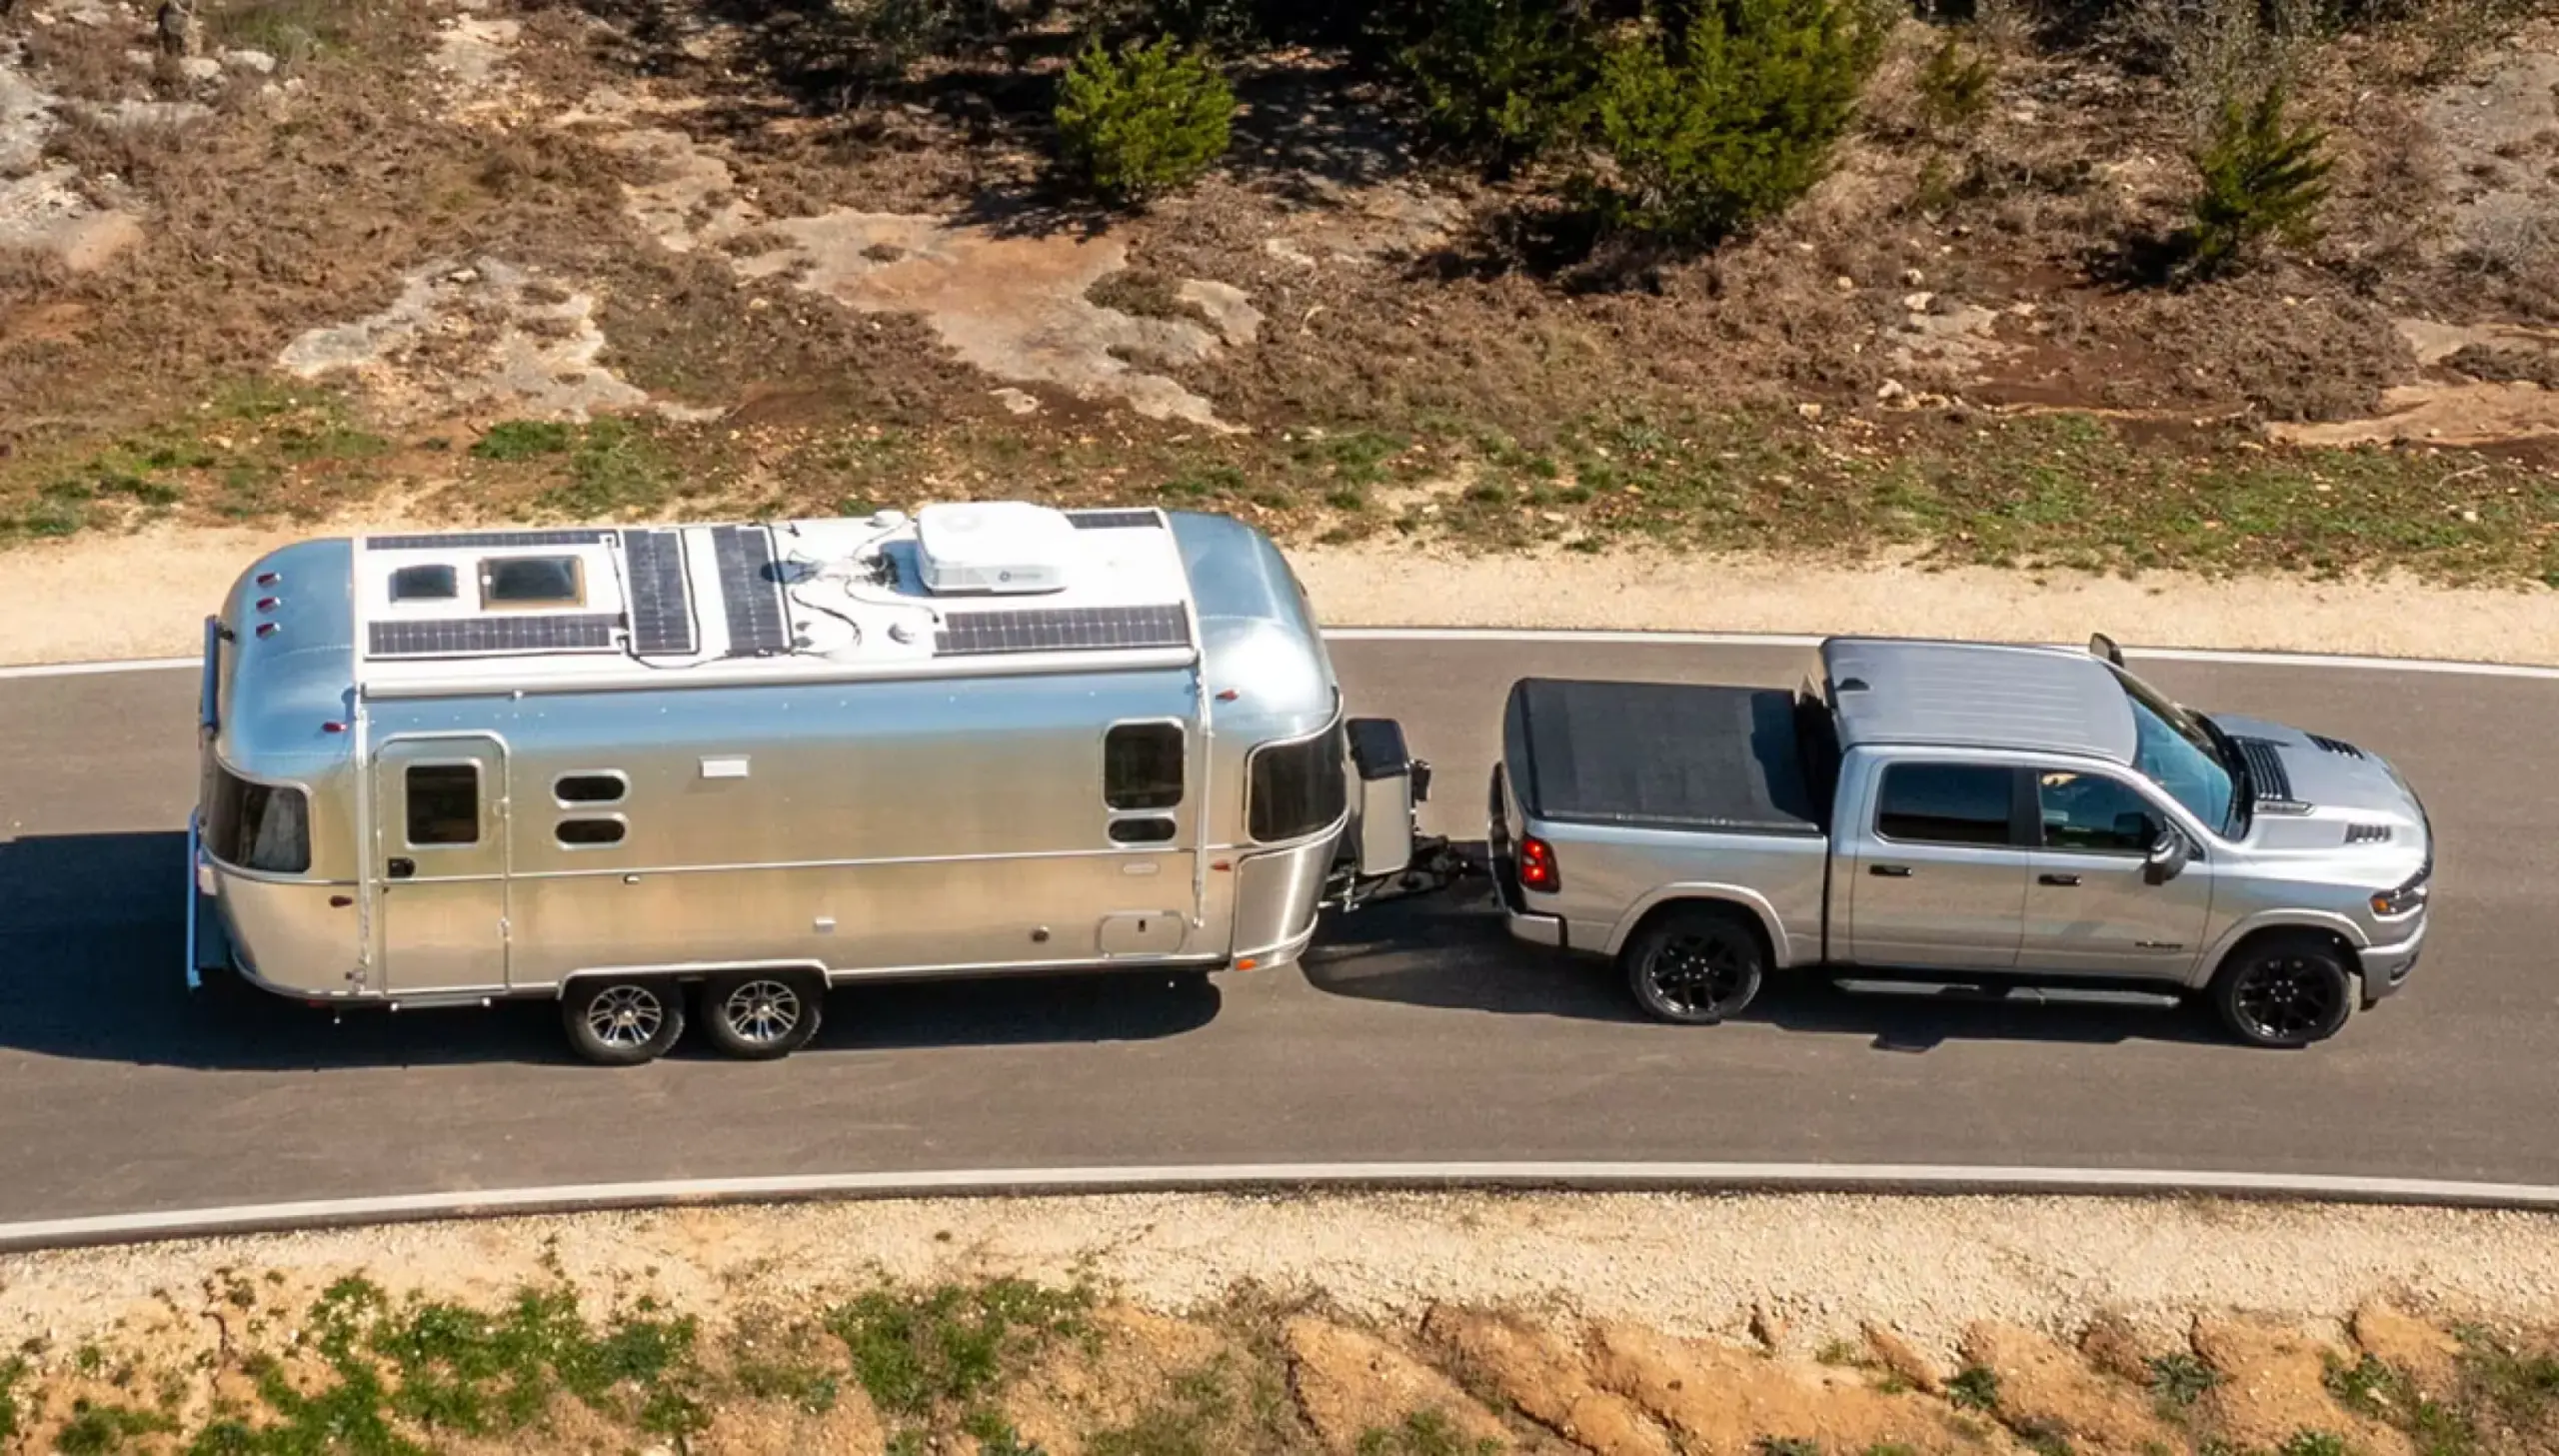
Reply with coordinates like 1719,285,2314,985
1488,635,2433,1047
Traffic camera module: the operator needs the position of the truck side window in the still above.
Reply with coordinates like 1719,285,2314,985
2038,771,2156,853
1105,723,1184,810
1875,763,2014,847
406,764,480,846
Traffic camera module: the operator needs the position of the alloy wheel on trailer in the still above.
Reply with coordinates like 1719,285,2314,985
562,977,687,1066
700,969,826,1060
720,979,804,1047
2231,955,2345,1042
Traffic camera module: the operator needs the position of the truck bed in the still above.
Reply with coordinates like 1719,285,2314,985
1502,679,1827,836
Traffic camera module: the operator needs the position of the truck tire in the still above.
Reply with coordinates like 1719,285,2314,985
2207,932,2353,1048
1622,905,1766,1026
698,970,825,1061
561,977,687,1066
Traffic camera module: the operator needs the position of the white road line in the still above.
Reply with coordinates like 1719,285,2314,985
5,1162,2559,1253
7,635,2559,681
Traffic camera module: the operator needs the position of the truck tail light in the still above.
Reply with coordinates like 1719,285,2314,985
1518,835,1559,893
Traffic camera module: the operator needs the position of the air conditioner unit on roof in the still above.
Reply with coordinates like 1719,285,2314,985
913,502,1077,595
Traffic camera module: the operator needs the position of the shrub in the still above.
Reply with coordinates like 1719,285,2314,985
1914,32,1997,131
2183,81,2331,279
1055,35,1235,205
1399,0,1598,174
1582,0,1886,246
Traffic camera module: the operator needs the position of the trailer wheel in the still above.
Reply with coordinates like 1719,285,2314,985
699,970,825,1061
561,977,686,1066
1621,905,1766,1026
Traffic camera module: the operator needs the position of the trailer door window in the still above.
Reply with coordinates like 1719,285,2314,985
206,767,310,874
405,763,481,846
1249,724,1347,843
1105,723,1185,810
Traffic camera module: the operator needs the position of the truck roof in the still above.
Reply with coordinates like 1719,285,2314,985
1822,638,2137,764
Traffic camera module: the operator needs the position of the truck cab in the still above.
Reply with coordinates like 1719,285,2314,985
1492,636,2433,1047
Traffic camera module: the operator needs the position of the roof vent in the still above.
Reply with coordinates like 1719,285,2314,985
913,502,1077,596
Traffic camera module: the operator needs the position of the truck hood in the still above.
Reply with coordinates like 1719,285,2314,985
2204,713,2431,849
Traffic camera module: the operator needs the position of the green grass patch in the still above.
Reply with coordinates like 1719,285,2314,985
826,1278,1090,1422
1356,1407,1500,1456
2151,1351,2222,1409
471,420,579,462
536,419,678,519
1948,1363,2001,1411
2278,1433,2352,1456
0,1355,25,1444
54,1397,177,1455
1084,1357,1277,1456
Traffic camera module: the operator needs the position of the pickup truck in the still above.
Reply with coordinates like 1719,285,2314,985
1488,635,2433,1047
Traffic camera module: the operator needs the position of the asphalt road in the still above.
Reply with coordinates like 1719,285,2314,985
0,639,2551,1226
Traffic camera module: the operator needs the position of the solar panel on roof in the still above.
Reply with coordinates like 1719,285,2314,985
1066,510,1163,531
934,604,1192,658
711,524,794,658
368,614,620,659
367,530,614,552
621,529,697,658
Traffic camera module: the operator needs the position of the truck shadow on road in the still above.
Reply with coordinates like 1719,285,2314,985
0,833,1221,1069
1304,868,2227,1050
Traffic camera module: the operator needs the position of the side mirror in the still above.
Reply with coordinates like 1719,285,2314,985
2144,829,2190,885
2089,632,2125,668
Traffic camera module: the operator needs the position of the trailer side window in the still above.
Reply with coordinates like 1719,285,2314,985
556,817,627,847
205,767,310,874
406,764,480,846
1249,724,1347,843
1105,723,1184,810
555,772,627,805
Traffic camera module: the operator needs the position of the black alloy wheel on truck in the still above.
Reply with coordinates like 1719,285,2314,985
1622,906,1767,1025
2208,932,2354,1048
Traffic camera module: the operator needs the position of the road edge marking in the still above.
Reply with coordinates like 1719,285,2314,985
11,635,2559,682
7,1162,2559,1254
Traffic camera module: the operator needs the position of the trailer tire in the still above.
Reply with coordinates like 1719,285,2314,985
1621,904,1766,1026
698,970,825,1061
561,977,686,1066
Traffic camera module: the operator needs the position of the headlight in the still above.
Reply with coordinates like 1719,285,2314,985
2370,874,2428,917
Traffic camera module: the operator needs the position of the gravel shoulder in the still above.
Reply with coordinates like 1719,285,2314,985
6,518,2559,667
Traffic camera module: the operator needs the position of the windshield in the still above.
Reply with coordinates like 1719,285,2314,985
2113,668,2240,835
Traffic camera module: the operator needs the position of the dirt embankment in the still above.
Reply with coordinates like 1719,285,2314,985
5,1192,2559,1455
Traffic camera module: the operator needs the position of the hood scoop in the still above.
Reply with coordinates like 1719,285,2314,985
2231,735,2311,814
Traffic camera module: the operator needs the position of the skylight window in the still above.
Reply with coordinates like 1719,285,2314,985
389,564,459,603
479,556,586,610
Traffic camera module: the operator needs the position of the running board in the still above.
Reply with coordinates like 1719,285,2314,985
1828,978,2185,1010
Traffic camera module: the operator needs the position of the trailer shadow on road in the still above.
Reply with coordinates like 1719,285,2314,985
0,833,1222,1069
1302,861,2225,1051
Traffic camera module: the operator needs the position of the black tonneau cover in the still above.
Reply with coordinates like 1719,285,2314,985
1504,678,1825,836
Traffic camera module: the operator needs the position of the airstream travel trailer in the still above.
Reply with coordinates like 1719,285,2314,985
189,504,1455,1064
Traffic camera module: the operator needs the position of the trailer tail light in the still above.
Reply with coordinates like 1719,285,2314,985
1517,835,1559,893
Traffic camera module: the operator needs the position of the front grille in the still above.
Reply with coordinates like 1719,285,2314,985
2309,733,2366,758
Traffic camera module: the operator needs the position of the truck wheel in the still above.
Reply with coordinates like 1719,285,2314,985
1622,907,1766,1025
699,970,825,1061
2209,933,2353,1048
562,977,686,1066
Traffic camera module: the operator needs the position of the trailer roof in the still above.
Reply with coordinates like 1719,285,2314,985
1822,637,2137,763
306,505,1205,698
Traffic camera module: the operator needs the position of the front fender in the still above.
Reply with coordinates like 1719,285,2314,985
2196,908,2371,988
1604,883,1802,968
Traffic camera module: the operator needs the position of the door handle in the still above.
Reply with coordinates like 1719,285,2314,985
1868,863,1911,877
2039,872,2082,886
387,857,415,879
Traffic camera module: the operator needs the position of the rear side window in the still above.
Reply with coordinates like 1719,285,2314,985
406,764,480,846
205,767,310,874
1875,763,2016,847
1105,724,1184,810
1249,725,1347,842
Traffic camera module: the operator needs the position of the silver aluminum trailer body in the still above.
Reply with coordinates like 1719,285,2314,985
190,505,1439,1062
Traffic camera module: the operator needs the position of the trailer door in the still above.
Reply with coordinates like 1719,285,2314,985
373,735,512,994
